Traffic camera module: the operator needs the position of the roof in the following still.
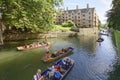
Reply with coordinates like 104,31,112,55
61,8,95,13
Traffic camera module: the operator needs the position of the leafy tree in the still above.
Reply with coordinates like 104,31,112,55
0,0,63,33
107,0,120,30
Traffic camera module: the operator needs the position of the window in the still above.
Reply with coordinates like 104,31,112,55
89,12,90,14
89,20,90,23
89,16,90,19
78,13,80,15
78,16,80,18
89,25,91,27
83,14,85,17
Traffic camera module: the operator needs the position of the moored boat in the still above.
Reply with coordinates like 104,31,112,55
42,47,74,62
96,38,104,42
17,42,50,51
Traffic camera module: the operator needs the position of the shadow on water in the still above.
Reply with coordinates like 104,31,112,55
0,33,118,80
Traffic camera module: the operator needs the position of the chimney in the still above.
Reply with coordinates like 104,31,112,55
87,4,89,9
76,5,78,10
66,7,68,11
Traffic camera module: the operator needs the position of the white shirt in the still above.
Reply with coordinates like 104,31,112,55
45,46,49,51
33,73,41,80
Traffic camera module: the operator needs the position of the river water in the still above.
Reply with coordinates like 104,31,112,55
0,33,118,80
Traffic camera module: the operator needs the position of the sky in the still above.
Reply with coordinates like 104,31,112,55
60,0,112,24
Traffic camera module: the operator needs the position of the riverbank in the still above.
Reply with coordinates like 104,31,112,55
3,31,77,41
114,30,120,52
3,28,99,41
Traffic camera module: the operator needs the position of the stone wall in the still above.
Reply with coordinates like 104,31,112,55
78,27,99,35
3,28,99,41
3,31,77,41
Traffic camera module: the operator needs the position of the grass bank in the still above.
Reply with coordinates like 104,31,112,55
51,25,71,31
114,30,120,52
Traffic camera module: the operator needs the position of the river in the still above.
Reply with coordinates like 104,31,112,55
0,32,118,80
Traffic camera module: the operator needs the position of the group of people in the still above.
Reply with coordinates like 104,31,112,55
33,57,72,80
33,35,73,80
51,48,67,58
23,35,48,49
50,47,73,58
24,41,48,49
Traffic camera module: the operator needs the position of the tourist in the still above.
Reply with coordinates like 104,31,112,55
54,67,62,80
24,43,27,48
61,57,71,70
45,43,50,58
33,69,44,80
46,66,56,80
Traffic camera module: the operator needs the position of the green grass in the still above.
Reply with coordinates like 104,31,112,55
51,25,71,31
114,30,120,52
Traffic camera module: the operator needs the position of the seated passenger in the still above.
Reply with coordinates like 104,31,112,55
51,53,57,58
59,48,66,54
24,43,27,48
54,68,62,80
33,69,44,80
67,47,73,51
46,66,55,80
61,57,71,70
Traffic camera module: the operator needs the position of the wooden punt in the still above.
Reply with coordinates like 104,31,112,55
42,47,74,62
17,42,50,51
40,57,74,80
96,38,104,42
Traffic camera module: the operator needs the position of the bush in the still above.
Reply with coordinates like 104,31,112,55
62,20,76,27
62,22,68,27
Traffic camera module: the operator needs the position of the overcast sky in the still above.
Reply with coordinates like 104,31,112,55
60,0,112,24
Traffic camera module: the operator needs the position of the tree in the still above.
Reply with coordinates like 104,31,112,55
0,0,63,44
2,0,63,32
107,0,120,30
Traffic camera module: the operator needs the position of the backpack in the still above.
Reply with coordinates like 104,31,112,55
55,71,61,79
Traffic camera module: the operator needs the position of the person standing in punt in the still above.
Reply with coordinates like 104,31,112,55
45,43,50,59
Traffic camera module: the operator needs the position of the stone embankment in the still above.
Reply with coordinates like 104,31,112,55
3,27,99,41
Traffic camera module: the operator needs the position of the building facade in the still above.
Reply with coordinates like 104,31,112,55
54,4,100,28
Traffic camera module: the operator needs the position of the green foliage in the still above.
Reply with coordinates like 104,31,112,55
114,31,120,51
62,22,68,27
107,0,120,30
62,20,75,27
52,25,71,31
0,0,63,33
98,23,102,30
